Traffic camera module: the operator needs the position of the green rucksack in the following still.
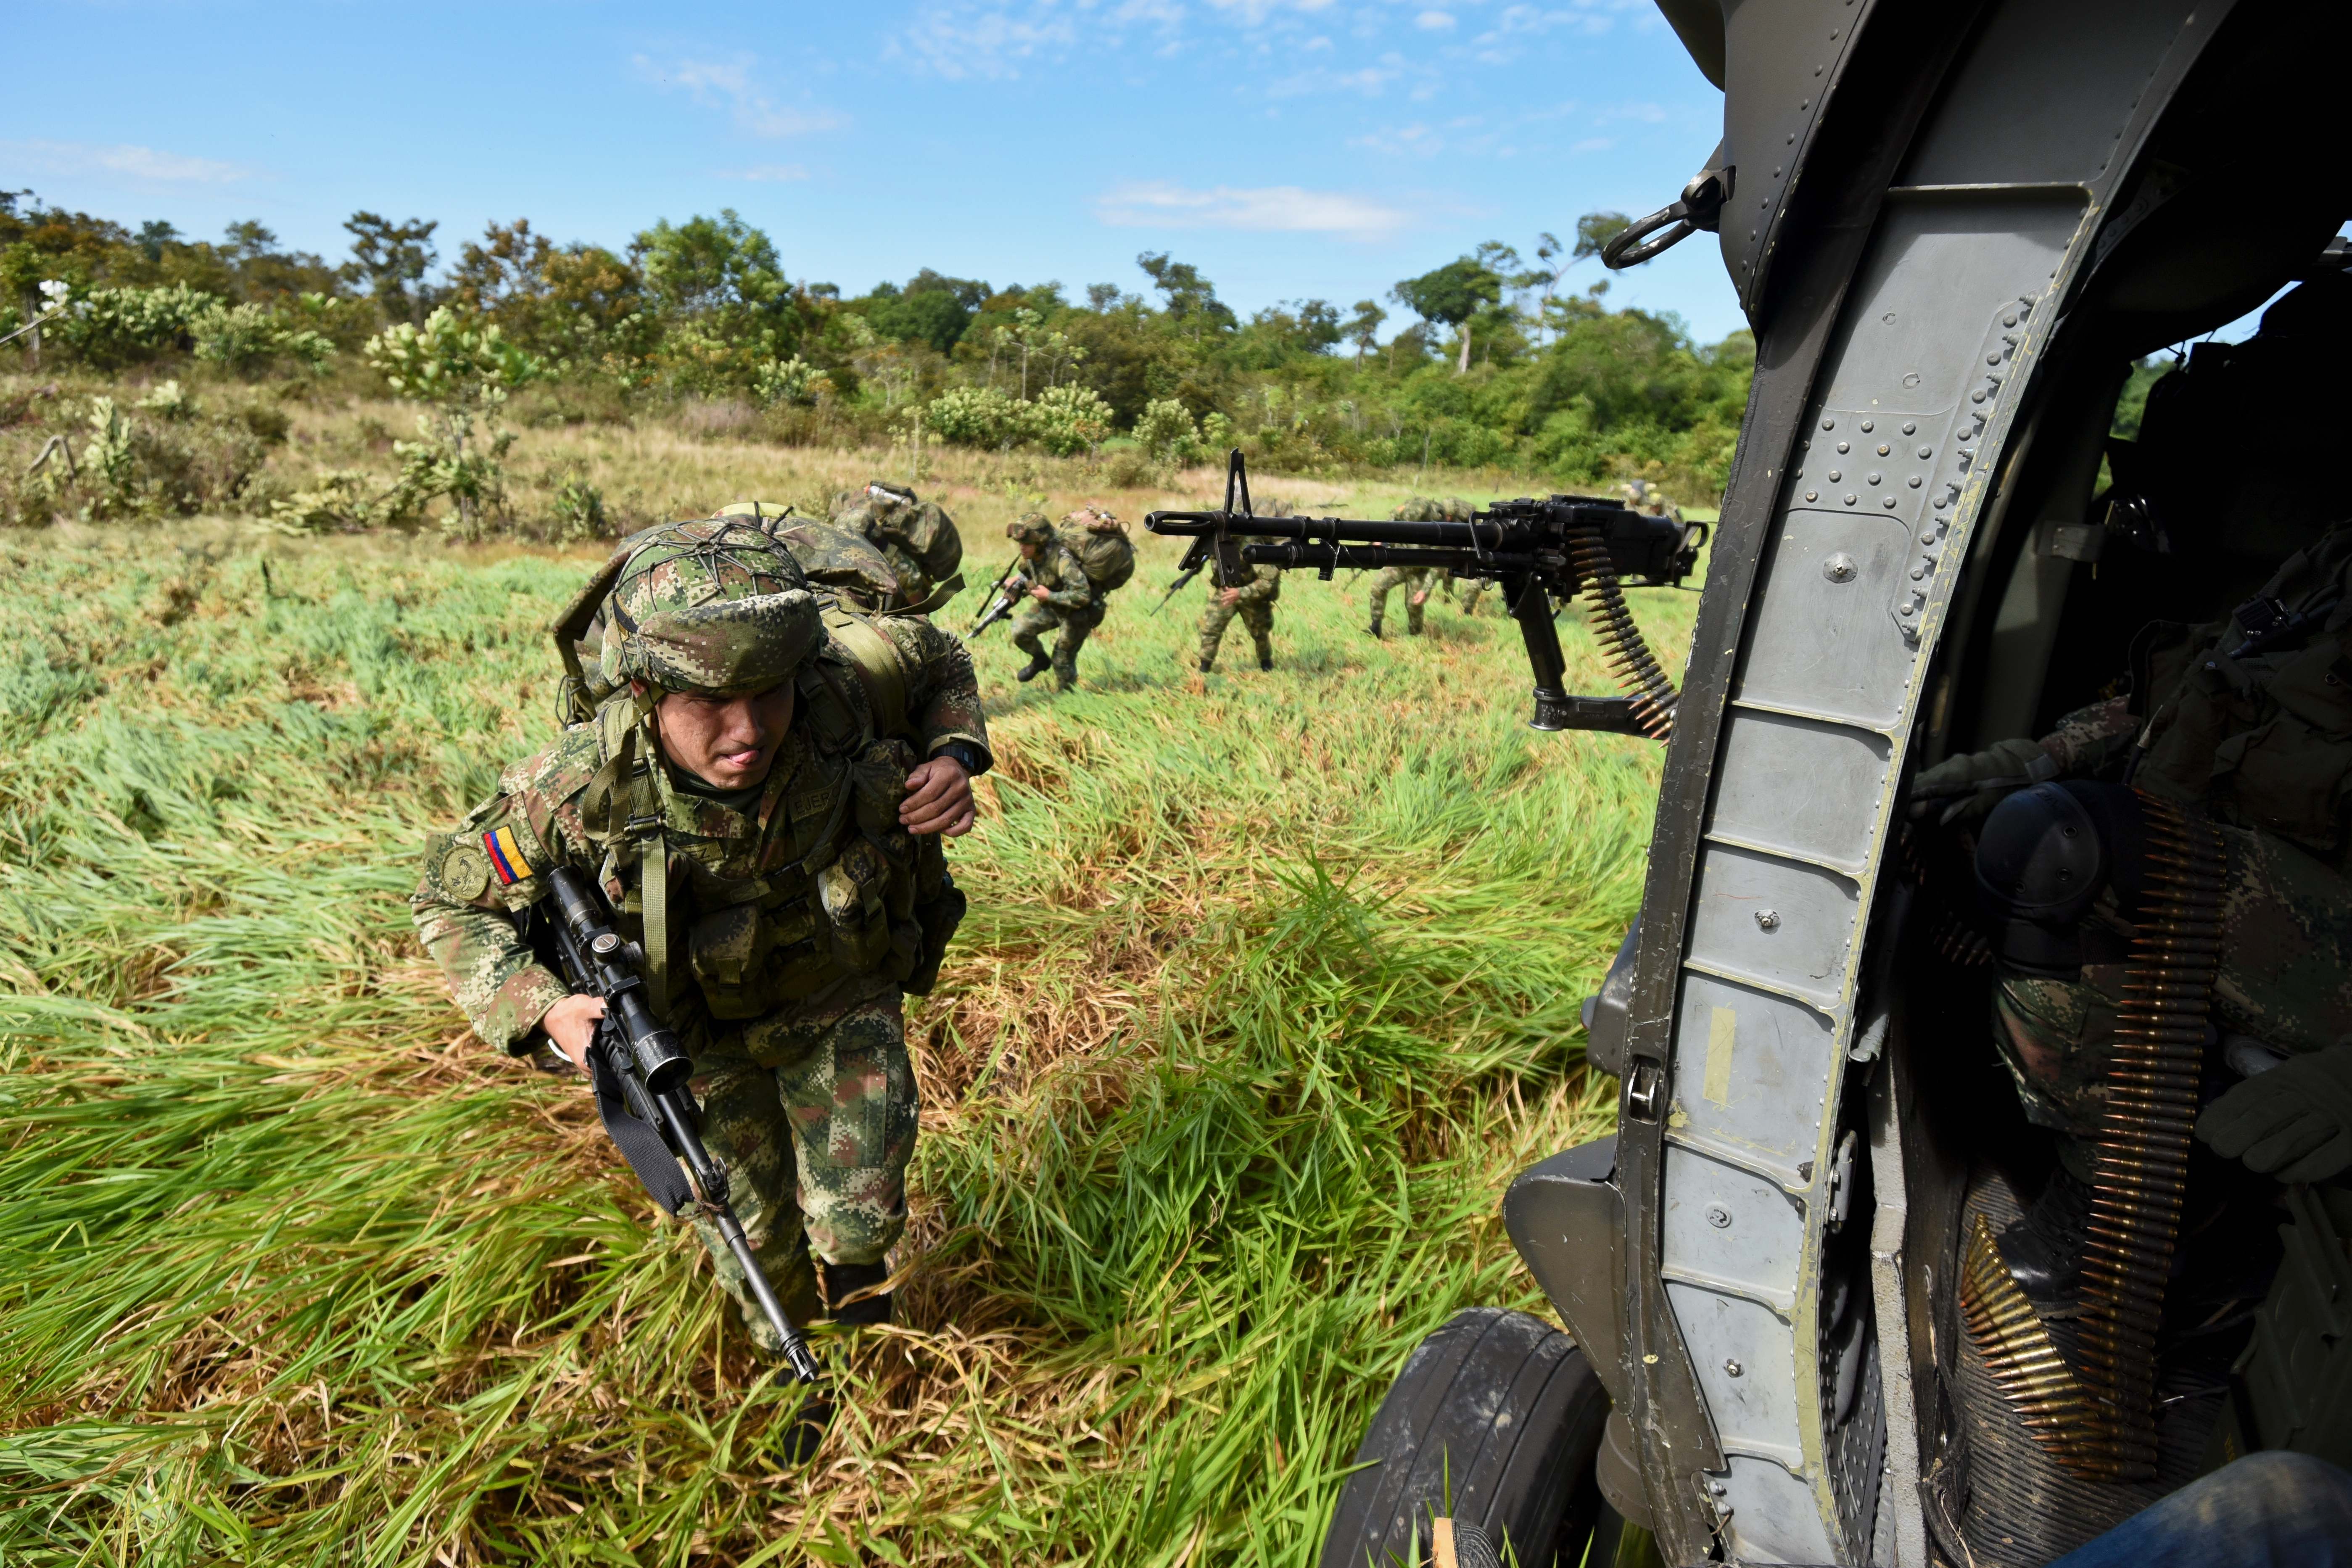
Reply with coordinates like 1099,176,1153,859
1056,509,1135,594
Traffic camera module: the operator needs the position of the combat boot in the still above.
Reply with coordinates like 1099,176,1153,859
1257,649,1273,671
1997,1166,2092,1310
1015,655,1051,683
1198,657,1215,673
1366,618,1384,639
824,1259,892,1327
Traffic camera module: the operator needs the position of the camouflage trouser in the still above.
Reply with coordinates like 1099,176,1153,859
1451,574,1486,616
1368,567,1431,634
1009,602,1102,689
1198,597,1273,669
1990,823,2352,1171
686,981,915,1351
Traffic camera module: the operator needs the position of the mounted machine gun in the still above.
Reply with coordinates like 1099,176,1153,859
1146,451,1704,737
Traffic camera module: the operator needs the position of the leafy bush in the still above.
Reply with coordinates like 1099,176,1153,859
753,354,828,408
367,308,541,536
550,469,607,542
266,469,396,533
924,385,1024,449
1027,384,1113,457
51,285,217,370
1132,397,1201,464
193,302,336,377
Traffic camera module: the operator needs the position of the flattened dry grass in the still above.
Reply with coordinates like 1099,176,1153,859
0,485,1692,1565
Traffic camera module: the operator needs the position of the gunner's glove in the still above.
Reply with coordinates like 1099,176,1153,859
1909,736,2059,824
2197,1042,2352,1185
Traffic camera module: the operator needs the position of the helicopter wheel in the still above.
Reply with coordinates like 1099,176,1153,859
1319,1308,1609,1568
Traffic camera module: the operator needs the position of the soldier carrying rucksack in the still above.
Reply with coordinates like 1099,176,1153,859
829,480,966,613
1003,506,1133,691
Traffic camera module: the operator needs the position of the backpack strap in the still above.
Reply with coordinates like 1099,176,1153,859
579,691,678,1016
820,607,912,744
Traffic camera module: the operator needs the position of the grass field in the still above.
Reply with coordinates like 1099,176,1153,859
0,450,1698,1566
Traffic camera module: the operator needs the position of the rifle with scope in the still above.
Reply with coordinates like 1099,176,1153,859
523,865,832,1443
1146,451,1705,737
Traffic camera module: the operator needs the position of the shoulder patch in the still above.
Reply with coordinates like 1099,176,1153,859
440,839,494,900
483,824,538,885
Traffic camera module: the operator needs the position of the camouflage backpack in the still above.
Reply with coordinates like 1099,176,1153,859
554,507,917,747
1056,507,1136,594
832,481,965,595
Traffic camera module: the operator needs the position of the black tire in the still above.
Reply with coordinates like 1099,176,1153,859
1320,1308,1610,1568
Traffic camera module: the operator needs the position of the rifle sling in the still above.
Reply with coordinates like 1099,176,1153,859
588,1047,693,1216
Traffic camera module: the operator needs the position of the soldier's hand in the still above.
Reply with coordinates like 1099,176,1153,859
2197,1042,2352,1184
1409,589,1428,606
902,755,977,838
1219,587,1242,607
1028,583,1051,602
543,993,607,1072
1909,736,2055,823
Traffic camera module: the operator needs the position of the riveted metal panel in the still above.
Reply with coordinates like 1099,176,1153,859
1718,0,1877,311
1709,712,1892,876
1661,1144,1807,1311
1685,845,1858,1012
1667,1282,1810,1470
1899,0,2210,189
1735,508,1921,729
1669,971,1837,1188
1723,1453,1843,1564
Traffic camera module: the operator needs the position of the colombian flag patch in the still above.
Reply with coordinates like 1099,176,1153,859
482,825,536,885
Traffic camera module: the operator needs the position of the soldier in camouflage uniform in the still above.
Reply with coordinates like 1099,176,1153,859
413,517,991,1348
1198,495,1290,674
1006,513,1103,691
830,481,964,611
1368,496,1470,637
1914,520,2352,1285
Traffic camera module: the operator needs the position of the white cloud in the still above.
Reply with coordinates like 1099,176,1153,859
1350,121,1445,156
721,164,810,182
1095,180,1411,240
1595,99,1668,124
3,139,255,184
633,54,846,137
1571,136,1615,152
1415,9,1457,28
1266,52,1416,98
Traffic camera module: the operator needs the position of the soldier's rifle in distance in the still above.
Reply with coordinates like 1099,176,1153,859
1146,450,1705,738
1150,560,1207,616
968,557,1029,638
526,866,832,1439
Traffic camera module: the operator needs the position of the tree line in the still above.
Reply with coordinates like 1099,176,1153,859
2,193,1753,496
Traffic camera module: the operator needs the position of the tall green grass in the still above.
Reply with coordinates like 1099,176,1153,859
0,517,1685,1564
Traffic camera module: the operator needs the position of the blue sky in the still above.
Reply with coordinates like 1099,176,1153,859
4,1,1745,343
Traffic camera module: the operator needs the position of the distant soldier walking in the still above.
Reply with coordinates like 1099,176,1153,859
1006,512,1107,689
1367,496,1471,637
1198,497,1289,673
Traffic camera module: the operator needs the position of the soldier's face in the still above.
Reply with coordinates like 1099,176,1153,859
653,682,797,790
1019,541,1038,561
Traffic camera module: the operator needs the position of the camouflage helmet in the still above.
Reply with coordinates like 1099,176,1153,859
601,518,822,697
1008,512,1056,545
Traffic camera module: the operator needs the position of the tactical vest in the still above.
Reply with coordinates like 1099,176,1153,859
575,647,946,1023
